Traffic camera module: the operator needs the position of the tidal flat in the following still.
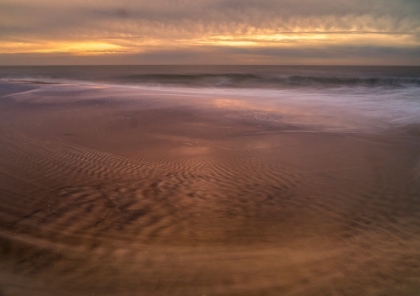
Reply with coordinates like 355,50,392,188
0,78,420,295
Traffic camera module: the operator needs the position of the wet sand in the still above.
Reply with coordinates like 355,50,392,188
1,82,420,295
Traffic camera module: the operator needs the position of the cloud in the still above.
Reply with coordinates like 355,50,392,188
0,0,419,64
2,0,420,37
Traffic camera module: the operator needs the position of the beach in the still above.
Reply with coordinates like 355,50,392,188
0,69,420,295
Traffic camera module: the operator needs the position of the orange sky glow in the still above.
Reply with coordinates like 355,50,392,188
1,0,419,64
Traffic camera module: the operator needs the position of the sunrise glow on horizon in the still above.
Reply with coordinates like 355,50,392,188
1,0,419,65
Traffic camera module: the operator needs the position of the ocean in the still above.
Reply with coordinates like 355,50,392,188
1,65,420,89
1,65,420,131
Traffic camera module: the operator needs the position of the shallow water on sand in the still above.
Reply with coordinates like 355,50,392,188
0,80,420,295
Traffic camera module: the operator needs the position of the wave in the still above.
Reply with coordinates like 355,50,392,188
2,72,420,90
119,73,420,89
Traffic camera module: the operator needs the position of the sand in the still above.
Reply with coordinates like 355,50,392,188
0,82,420,295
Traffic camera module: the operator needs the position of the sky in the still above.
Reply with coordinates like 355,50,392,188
0,0,419,65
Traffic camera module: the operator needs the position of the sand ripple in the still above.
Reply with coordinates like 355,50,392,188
0,84,420,295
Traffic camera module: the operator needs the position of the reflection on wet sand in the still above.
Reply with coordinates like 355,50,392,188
0,83,420,295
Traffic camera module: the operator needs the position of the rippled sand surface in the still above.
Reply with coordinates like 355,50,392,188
1,82,420,295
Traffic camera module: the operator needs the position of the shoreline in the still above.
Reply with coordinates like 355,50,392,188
0,81,420,295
